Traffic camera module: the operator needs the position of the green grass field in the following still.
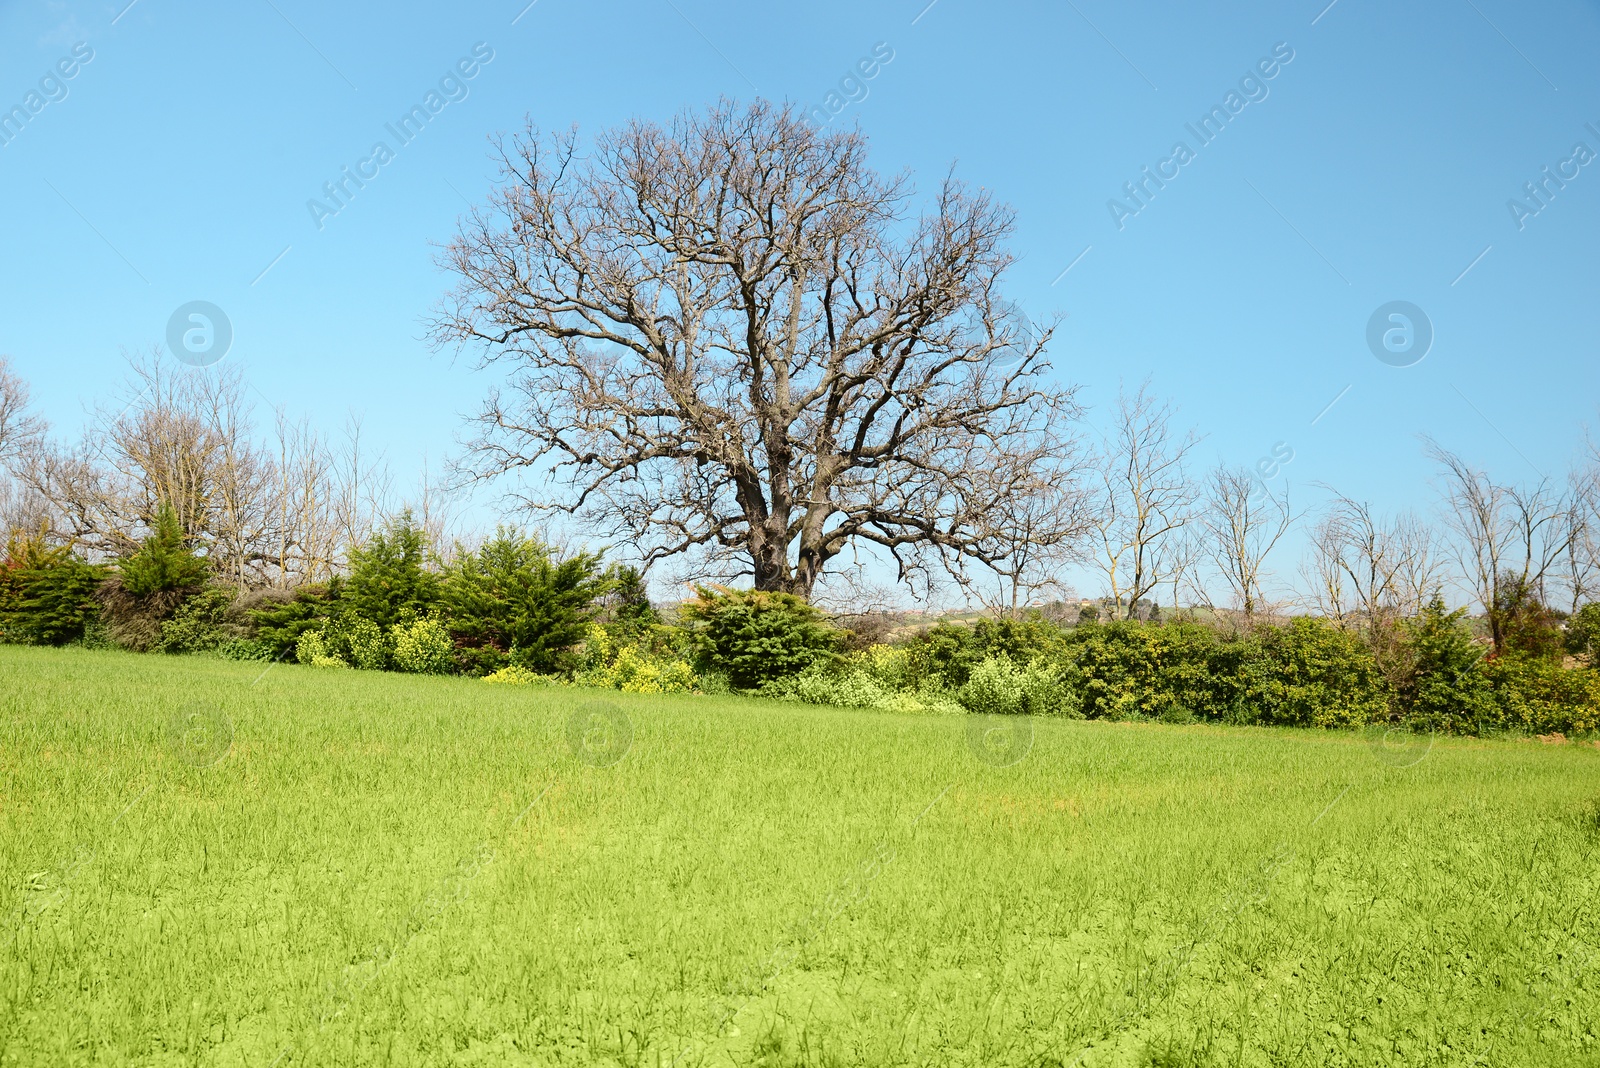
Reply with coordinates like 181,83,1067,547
2,645,1598,1067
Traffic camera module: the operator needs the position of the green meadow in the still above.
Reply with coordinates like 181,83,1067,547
2,645,1597,1067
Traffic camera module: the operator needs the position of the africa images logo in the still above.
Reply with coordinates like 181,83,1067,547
1106,42,1295,230
306,43,495,231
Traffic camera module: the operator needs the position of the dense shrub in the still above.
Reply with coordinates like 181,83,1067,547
1059,620,1242,722
906,616,1069,689
153,585,244,654
762,664,961,715
1484,655,1600,735
1395,596,1496,732
0,532,106,646
596,564,659,634
99,504,211,651
1491,574,1566,660
343,513,438,629
482,664,548,685
119,504,207,596
1238,617,1388,729
249,579,342,660
575,624,696,693
391,618,455,674
957,656,1074,717
439,529,610,674
679,586,841,689
1566,603,1600,664
297,617,390,670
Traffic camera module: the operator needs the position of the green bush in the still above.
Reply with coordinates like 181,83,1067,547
1060,620,1242,723
1566,603,1600,664
390,618,455,675
762,662,961,715
100,505,212,651
119,504,207,597
1485,655,1600,735
574,624,695,693
297,617,390,670
957,656,1074,717
216,638,274,662
1239,617,1388,729
249,579,342,661
482,664,548,686
154,585,243,654
906,616,1069,689
343,512,438,630
1396,596,1496,732
679,586,841,689
343,618,391,670
440,529,610,674
0,533,106,646
1491,574,1565,660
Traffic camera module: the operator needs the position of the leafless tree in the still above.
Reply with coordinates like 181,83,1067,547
1086,382,1199,619
1297,493,1442,679
0,357,50,539
1199,465,1295,623
328,414,394,565
1388,512,1445,616
1559,452,1599,614
0,357,45,466
965,466,1089,616
430,99,1088,599
1426,440,1573,653
11,354,377,588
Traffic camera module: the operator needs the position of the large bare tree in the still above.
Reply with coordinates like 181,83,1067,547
430,100,1087,598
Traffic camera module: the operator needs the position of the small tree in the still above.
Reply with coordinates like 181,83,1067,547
679,586,840,689
1087,383,1200,620
0,529,105,645
99,502,211,650
1397,595,1495,731
1490,573,1565,661
1566,602,1600,664
439,528,609,673
120,503,207,596
344,511,438,629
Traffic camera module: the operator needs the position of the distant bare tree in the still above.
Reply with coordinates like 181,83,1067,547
1389,512,1445,616
1559,451,1599,613
1200,465,1294,624
1427,440,1573,653
430,99,1087,599
15,354,372,588
329,415,394,564
0,357,45,466
1086,383,1199,619
0,357,49,538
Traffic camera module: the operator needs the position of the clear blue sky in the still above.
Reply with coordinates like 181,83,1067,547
2,0,1598,599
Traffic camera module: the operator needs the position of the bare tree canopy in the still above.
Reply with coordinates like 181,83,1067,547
1200,464,1294,622
1085,382,1198,619
0,356,45,466
1425,439,1575,653
431,99,1087,598
8,353,406,589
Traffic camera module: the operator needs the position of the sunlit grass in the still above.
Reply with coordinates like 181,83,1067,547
2,645,1597,1066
